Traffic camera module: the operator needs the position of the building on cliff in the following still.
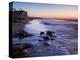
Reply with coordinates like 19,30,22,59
9,9,30,36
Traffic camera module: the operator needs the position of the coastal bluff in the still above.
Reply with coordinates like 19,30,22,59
9,9,30,36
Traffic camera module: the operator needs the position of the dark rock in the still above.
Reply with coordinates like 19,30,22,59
12,43,33,58
14,30,33,39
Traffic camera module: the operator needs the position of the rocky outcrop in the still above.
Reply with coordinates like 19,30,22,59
9,9,30,36
12,43,33,58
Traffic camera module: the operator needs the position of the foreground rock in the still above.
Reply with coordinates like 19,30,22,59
12,43,33,58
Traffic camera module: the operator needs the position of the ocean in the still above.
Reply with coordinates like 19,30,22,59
13,19,78,56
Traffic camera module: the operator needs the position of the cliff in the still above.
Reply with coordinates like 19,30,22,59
9,9,30,36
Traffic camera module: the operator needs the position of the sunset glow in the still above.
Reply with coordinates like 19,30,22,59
13,2,78,20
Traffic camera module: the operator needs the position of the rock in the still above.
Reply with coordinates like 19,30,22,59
12,43,33,58
15,31,33,39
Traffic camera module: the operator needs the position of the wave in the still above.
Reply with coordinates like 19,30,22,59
24,19,49,34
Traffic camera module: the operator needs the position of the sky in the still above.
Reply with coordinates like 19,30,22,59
12,2,78,20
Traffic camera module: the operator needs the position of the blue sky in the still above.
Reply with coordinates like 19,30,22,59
12,2,78,19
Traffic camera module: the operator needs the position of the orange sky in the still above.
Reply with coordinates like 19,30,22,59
27,8,78,20
14,2,78,20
